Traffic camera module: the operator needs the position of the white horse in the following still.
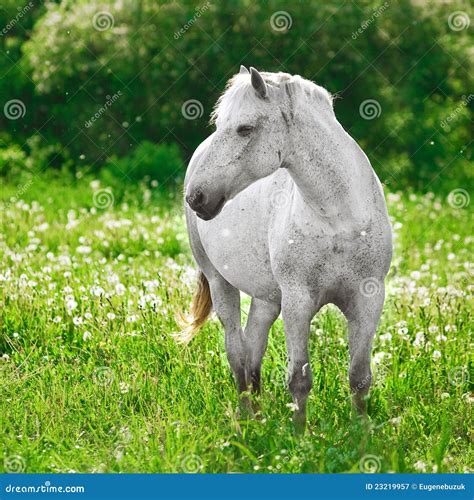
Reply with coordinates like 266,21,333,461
181,66,392,432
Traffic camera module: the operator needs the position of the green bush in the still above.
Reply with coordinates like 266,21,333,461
0,0,471,190
103,141,184,184
0,142,29,177
0,134,74,178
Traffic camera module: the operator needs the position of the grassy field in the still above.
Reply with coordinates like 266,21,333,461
0,173,472,474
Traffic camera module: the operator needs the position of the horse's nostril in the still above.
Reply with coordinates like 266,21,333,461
186,189,205,209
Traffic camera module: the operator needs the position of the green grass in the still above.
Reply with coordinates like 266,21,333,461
0,172,472,473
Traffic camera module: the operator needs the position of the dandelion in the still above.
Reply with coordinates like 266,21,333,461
90,285,105,297
462,393,474,404
114,447,124,462
107,312,116,320
397,327,409,340
82,331,92,341
432,350,441,360
413,332,425,348
119,382,130,394
389,416,402,426
73,316,83,326
379,333,392,343
414,460,427,472
428,325,439,333
53,316,62,323
65,298,78,313
435,334,447,342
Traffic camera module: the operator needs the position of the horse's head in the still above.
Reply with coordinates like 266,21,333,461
185,66,333,220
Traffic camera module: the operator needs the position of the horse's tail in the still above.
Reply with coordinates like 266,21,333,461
175,271,212,344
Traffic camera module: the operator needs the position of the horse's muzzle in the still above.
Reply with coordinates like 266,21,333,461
186,192,226,221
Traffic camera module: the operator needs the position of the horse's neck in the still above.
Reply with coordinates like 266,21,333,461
286,118,371,224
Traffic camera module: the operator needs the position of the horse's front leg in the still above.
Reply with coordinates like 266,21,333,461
207,276,249,408
344,283,385,415
243,298,281,395
281,290,316,434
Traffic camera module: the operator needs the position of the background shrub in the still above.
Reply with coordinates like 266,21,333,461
0,0,472,190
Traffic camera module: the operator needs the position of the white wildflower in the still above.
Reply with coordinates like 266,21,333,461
414,460,427,472
432,350,441,360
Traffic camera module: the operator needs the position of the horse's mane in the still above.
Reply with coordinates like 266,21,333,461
210,71,334,125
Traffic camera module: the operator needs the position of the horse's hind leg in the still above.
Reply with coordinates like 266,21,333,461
343,283,385,414
207,276,248,395
244,298,281,394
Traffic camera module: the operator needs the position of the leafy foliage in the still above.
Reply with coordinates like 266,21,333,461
0,0,472,189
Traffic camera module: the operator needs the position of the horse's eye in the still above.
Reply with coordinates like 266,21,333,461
237,125,254,136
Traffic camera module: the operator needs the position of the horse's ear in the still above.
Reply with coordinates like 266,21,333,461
250,67,267,99
239,65,249,74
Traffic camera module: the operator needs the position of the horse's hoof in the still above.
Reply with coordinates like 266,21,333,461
237,397,255,419
352,394,368,416
293,412,306,436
